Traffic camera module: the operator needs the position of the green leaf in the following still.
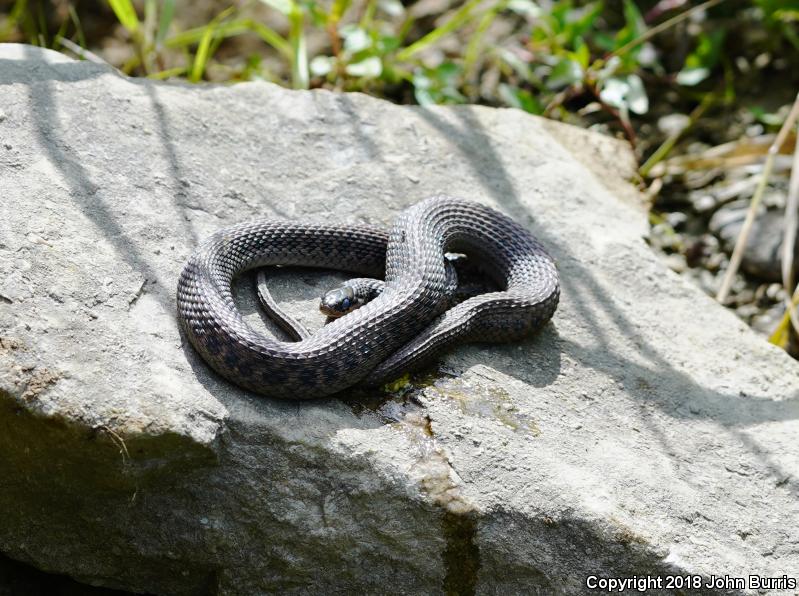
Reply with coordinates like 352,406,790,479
599,74,648,114
342,26,371,53
546,57,583,89
507,0,541,17
258,0,295,16
600,77,627,107
108,0,139,32
625,73,648,114
612,0,645,63
675,67,710,86
415,88,434,106
497,84,543,114
596,55,621,82
592,31,617,52
377,35,400,54
677,29,724,86
310,55,333,76
497,48,534,82
622,0,645,37
756,0,799,22
378,0,404,17
412,62,466,105
304,2,328,27
750,106,785,127
330,0,352,22
570,37,590,68
569,1,603,38
345,56,382,77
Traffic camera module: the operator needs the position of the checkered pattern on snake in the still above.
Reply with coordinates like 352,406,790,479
176,195,560,399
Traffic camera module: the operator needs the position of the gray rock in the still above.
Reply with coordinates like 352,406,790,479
709,201,796,282
1,44,799,595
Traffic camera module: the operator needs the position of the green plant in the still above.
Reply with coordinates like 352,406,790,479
107,0,177,74
755,0,799,49
3,0,797,141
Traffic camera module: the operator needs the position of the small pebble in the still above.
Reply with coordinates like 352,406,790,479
698,270,720,295
658,114,690,136
765,283,784,301
693,194,717,213
705,252,726,272
736,304,760,319
666,211,688,229
735,56,750,73
664,253,687,273
751,304,785,336
733,289,755,305
763,191,786,209
754,52,771,69
745,124,764,137
702,234,720,251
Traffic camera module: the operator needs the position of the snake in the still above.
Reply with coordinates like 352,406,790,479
176,195,560,399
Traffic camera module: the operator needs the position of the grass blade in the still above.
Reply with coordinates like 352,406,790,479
190,21,215,82
289,6,309,89
396,0,484,62
609,0,725,59
148,66,187,80
464,1,507,81
66,4,87,49
165,19,291,58
639,93,715,178
156,0,176,46
108,0,140,33
251,21,292,58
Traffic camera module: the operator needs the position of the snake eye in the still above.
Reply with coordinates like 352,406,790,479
320,288,350,317
320,285,358,317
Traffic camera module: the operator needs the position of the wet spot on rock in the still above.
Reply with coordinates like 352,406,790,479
442,510,480,596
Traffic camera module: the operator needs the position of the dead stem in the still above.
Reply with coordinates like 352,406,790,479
716,91,799,304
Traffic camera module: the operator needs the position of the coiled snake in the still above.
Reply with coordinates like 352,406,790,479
177,196,560,399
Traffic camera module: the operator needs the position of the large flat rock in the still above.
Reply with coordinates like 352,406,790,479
1,43,798,595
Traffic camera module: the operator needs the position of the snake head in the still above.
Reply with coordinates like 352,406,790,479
319,285,359,317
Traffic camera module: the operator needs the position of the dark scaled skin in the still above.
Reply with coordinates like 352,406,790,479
176,195,560,399
319,279,384,317
318,254,496,320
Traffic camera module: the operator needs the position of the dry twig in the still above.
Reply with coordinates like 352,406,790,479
769,120,799,347
716,91,799,303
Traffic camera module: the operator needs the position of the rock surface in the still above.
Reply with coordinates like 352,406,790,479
2,44,799,595
709,201,796,282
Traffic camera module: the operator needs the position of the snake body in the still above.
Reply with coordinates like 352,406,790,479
176,196,560,399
